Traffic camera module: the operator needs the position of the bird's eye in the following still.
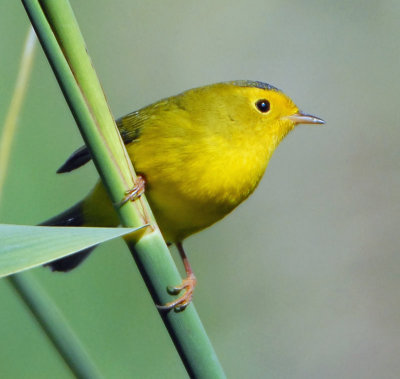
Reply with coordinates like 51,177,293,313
255,99,270,113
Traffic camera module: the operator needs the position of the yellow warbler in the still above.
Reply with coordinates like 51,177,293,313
43,80,324,310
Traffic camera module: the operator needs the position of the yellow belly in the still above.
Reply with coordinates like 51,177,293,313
129,132,270,243
145,182,234,242
82,127,272,244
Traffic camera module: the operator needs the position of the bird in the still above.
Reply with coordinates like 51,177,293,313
42,80,324,310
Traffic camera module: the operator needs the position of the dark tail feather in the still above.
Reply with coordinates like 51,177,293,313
40,201,97,272
45,247,95,272
57,145,91,173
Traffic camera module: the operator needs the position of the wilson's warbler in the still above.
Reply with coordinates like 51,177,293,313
43,80,324,310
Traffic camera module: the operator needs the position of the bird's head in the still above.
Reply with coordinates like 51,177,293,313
223,81,324,141
174,80,324,156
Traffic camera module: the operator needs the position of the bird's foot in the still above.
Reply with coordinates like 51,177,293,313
157,273,197,312
118,175,145,206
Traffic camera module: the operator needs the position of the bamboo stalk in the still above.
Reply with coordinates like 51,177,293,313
21,0,225,377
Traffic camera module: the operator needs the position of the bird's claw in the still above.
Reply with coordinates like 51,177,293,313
117,175,145,207
156,274,197,312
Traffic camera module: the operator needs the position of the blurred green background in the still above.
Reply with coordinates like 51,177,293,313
1,1,399,378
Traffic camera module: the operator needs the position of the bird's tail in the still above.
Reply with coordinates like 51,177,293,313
41,182,119,272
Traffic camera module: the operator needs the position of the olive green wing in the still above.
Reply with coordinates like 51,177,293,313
57,111,144,173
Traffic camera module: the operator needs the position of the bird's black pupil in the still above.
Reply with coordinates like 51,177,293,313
256,99,270,113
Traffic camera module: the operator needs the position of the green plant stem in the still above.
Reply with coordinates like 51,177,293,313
8,273,103,379
22,0,225,377
0,27,36,204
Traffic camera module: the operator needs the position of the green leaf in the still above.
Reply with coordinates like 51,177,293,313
0,224,143,278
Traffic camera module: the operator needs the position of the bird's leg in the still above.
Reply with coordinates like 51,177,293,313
157,242,197,312
117,175,146,206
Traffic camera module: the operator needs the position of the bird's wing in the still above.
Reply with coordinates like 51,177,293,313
56,110,144,173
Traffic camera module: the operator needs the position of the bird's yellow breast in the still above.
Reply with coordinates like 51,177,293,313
128,135,269,242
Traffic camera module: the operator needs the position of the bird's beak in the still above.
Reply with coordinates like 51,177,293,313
286,111,325,125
